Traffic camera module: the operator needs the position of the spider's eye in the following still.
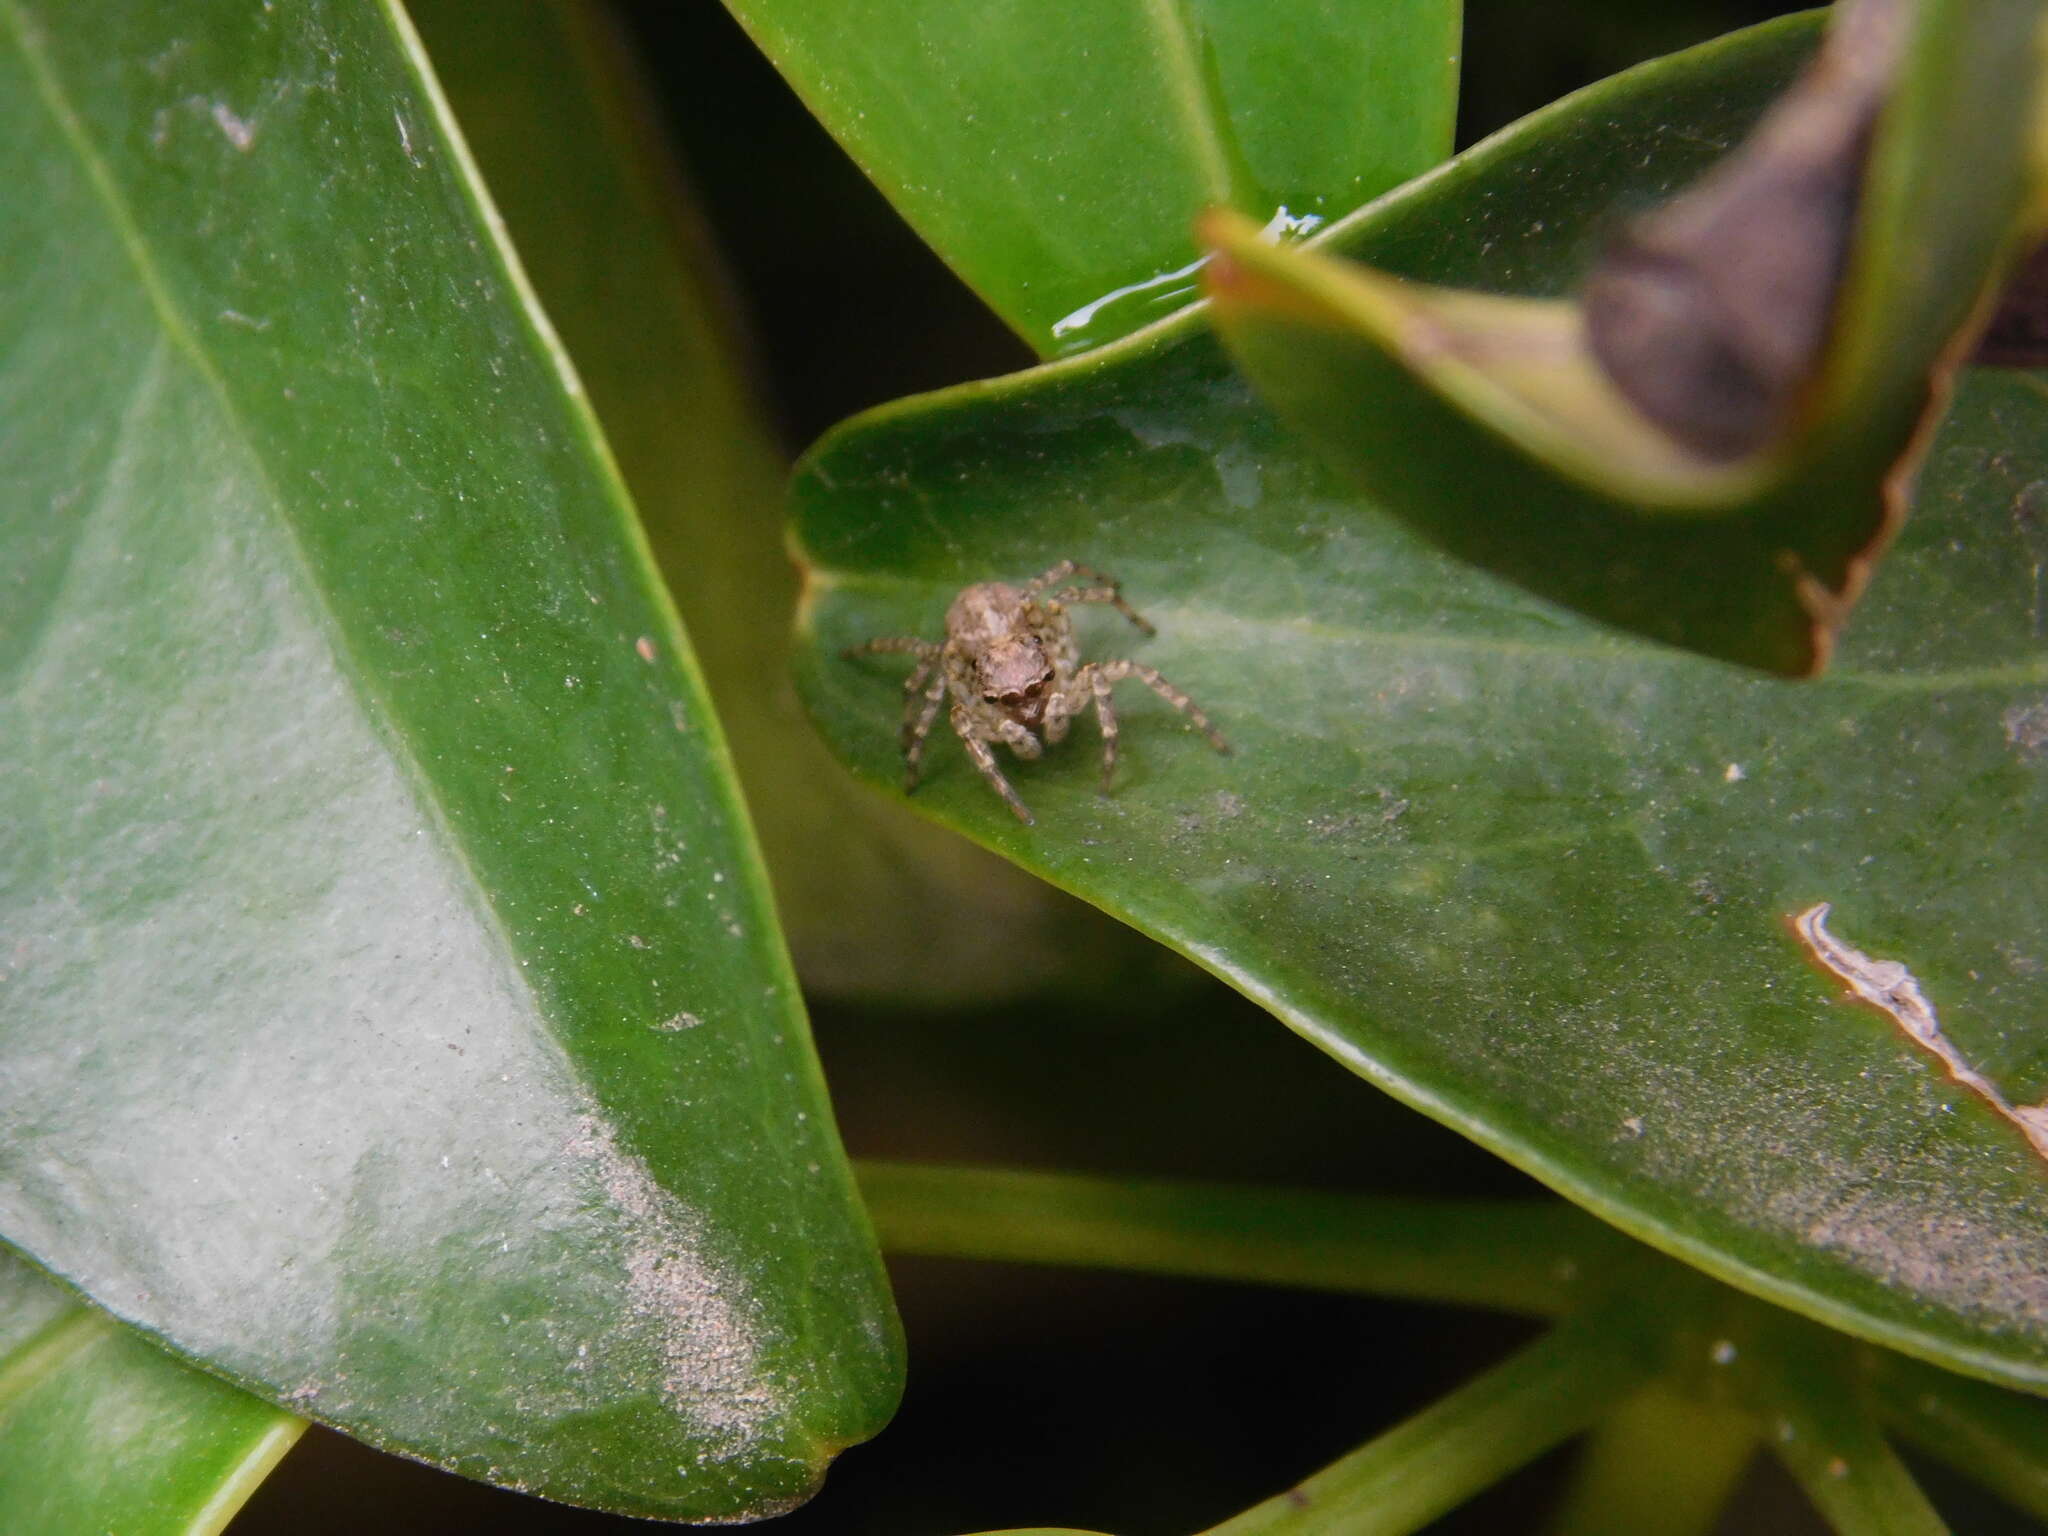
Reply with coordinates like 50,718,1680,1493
981,640,1051,706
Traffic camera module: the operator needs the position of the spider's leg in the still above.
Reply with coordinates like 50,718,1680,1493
993,717,1043,760
1023,560,1129,599
1096,660,1230,753
900,654,935,702
843,635,936,661
1044,583,1155,637
953,706,1035,823
1025,561,1149,630
900,668,948,790
1019,559,1084,597
1042,685,1075,745
1085,666,1121,792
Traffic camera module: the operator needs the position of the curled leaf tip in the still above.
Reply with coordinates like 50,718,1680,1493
1198,206,1324,322
1200,1,2045,675
1585,0,1909,461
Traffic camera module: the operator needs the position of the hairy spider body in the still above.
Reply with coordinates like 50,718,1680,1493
845,561,1229,824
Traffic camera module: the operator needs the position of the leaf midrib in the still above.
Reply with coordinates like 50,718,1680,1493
0,1304,106,1418
805,573,2048,693
0,1279,305,1536
1138,0,1244,212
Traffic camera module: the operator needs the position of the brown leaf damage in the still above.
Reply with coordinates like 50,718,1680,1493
1793,902,2048,1161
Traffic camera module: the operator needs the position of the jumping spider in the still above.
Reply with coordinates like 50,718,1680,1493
844,560,1229,824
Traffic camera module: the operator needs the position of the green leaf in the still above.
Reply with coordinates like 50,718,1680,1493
790,22,2048,1390
720,0,1461,356
410,0,1132,1005
1,1246,302,1536
0,0,895,1519
1203,3,2043,675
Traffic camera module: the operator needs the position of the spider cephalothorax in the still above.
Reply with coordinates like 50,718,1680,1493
950,585,1057,726
846,561,1229,824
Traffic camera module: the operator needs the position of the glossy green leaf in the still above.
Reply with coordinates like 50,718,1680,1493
409,0,1125,1005
720,0,1461,356
0,1246,301,1536
0,0,895,1519
1204,4,2043,676
791,22,2048,1391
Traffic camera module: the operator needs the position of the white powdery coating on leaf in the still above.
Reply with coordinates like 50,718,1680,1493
566,1115,782,1455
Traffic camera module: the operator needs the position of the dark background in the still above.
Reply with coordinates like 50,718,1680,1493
229,5,1980,1533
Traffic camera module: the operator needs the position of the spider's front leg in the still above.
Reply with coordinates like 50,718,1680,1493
951,706,1035,823
1042,687,1077,746
993,716,1042,760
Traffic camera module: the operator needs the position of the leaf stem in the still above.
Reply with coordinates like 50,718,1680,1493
1753,1339,1948,1536
855,1161,1631,1317
1873,1353,2048,1522
1541,1385,1756,1536
1198,1304,1655,1536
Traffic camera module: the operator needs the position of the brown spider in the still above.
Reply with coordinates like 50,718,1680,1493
844,560,1230,824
